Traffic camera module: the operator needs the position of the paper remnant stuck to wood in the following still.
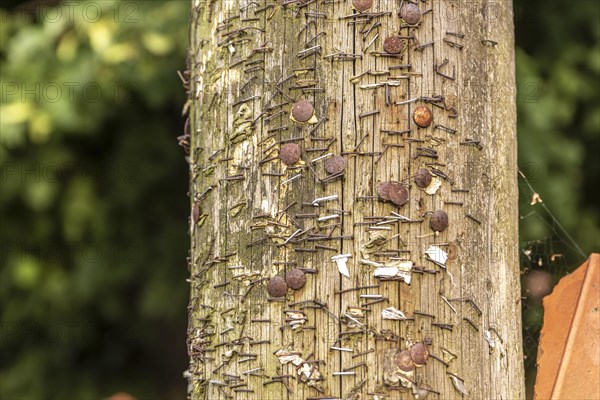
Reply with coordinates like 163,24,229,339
382,307,407,320
373,260,413,284
425,246,448,267
425,176,442,195
332,254,352,278
449,374,468,396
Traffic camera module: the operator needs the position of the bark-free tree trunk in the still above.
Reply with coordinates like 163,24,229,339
187,1,524,399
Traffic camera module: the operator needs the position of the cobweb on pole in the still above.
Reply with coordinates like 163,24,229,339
517,169,588,397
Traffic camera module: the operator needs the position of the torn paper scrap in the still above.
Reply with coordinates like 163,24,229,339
382,307,407,320
332,254,352,278
425,246,448,267
373,260,413,284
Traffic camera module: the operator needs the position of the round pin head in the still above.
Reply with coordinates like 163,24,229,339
430,210,449,232
291,100,314,123
377,181,395,201
400,2,422,25
383,36,404,54
389,183,409,206
352,0,373,12
285,268,306,290
324,155,347,175
410,342,429,366
279,143,301,166
415,168,432,188
267,276,288,297
413,106,433,128
396,349,415,372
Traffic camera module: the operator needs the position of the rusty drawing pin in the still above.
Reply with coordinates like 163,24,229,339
410,342,430,366
430,210,449,232
400,2,422,25
389,184,409,206
396,349,416,372
279,143,301,166
267,276,288,297
352,0,373,12
324,155,347,175
414,168,432,188
286,268,306,290
291,99,315,123
377,182,395,201
413,106,433,128
383,36,404,54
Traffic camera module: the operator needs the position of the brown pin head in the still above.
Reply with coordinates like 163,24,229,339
291,99,314,123
352,0,373,12
285,268,306,290
377,182,394,201
430,210,449,232
267,276,288,297
324,155,347,175
414,168,432,188
395,349,415,372
413,106,433,128
410,342,429,366
400,2,422,25
389,183,409,206
383,36,404,54
279,143,301,166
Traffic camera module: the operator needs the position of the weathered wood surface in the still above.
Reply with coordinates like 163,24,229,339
187,1,524,399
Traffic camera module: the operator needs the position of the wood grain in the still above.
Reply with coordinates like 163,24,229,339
188,1,524,398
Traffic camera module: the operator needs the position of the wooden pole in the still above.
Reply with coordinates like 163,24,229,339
187,0,524,398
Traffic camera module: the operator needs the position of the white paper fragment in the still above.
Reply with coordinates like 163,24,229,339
360,231,388,259
425,246,448,267
424,176,442,195
297,362,322,385
388,260,413,272
441,347,457,364
449,375,468,396
374,267,400,277
373,260,413,284
412,384,431,399
382,307,407,320
484,330,496,352
286,312,307,330
344,313,364,327
275,349,304,366
332,254,352,278
346,307,364,318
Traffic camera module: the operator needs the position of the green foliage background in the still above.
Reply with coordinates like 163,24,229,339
0,1,598,399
